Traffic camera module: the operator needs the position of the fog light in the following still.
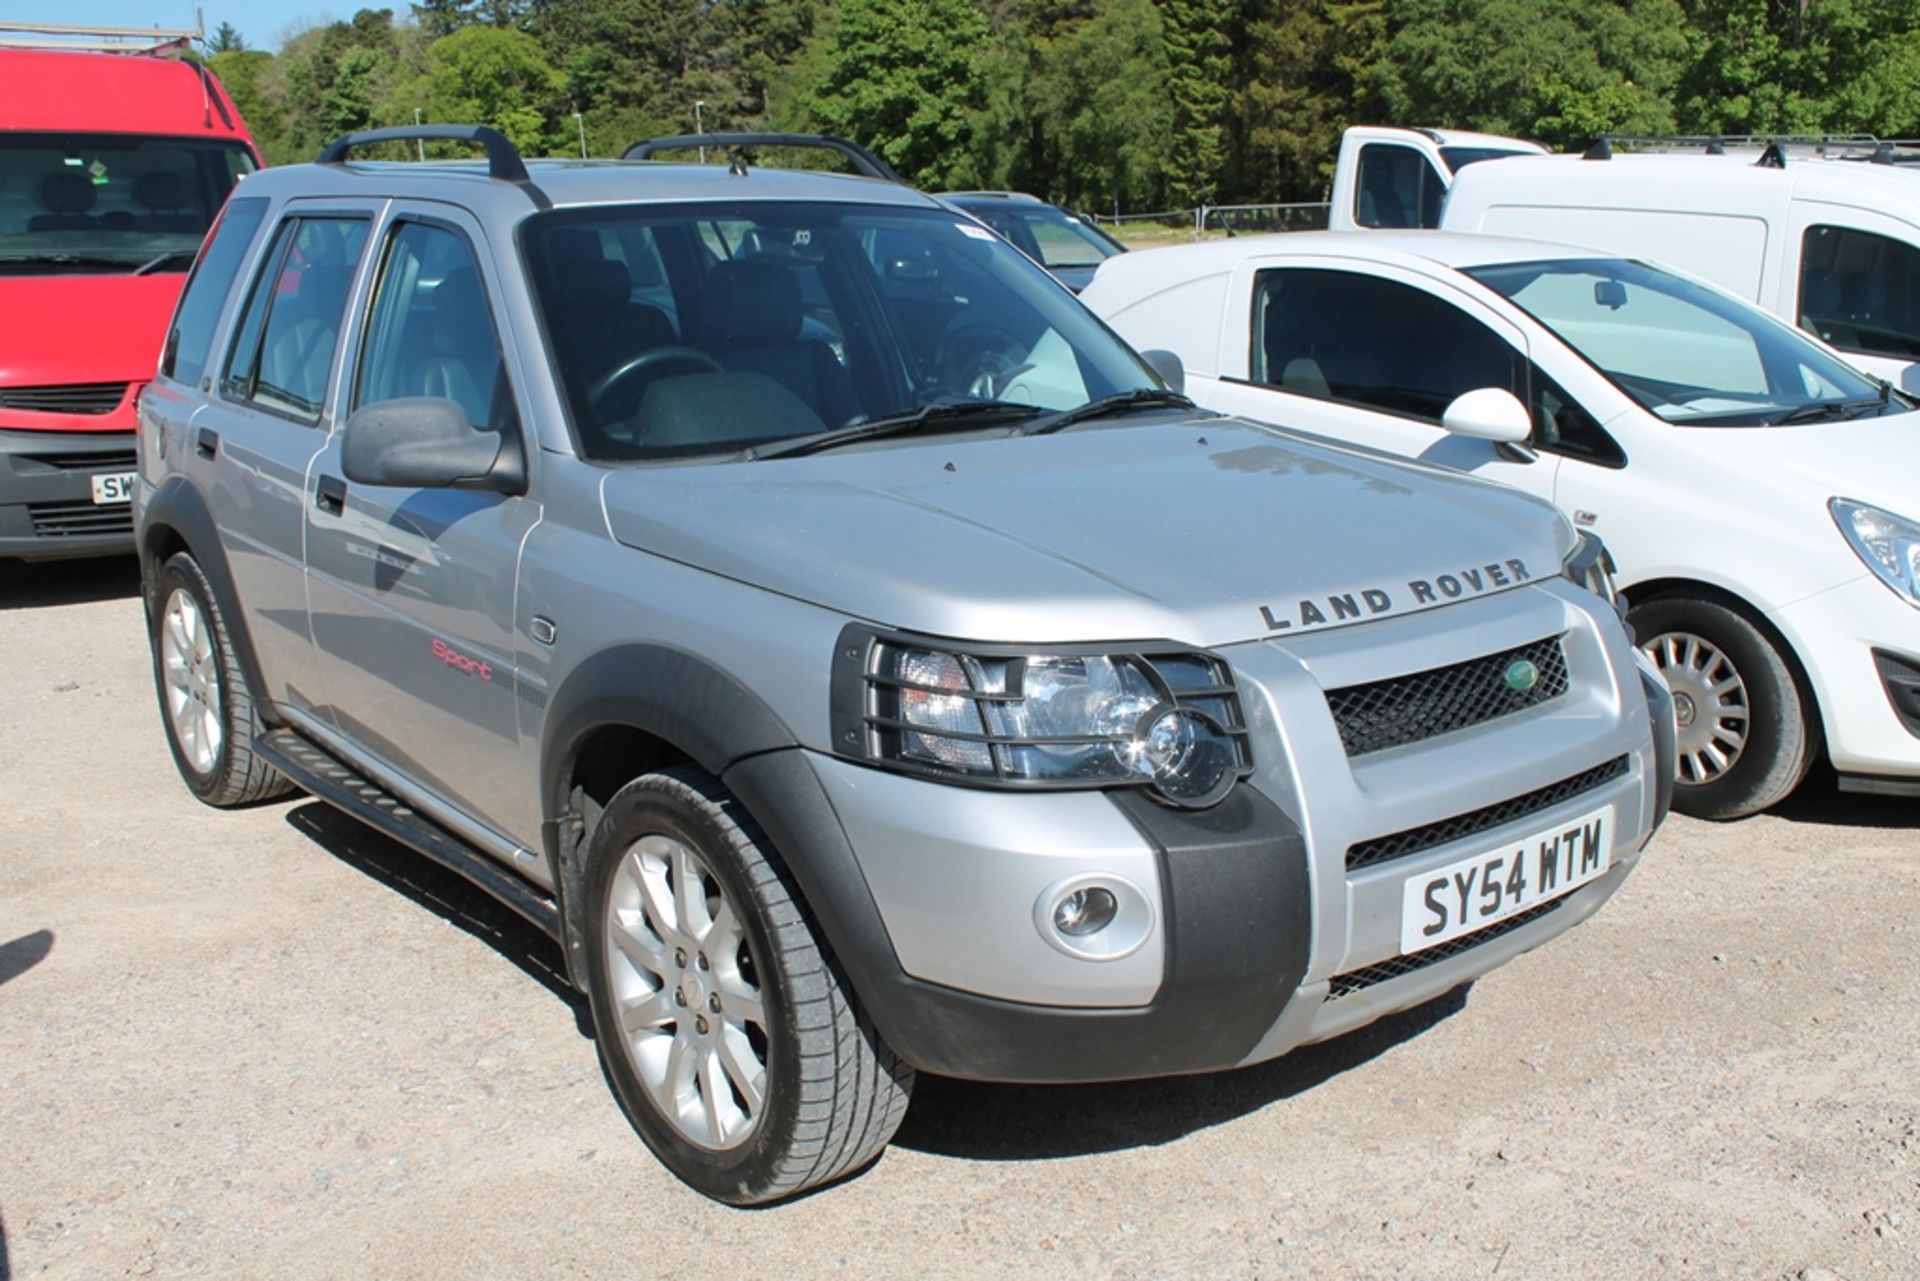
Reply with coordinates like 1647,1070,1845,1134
1052,886,1118,937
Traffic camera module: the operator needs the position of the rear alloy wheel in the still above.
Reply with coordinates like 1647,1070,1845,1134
583,767,913,1203
149,552,293,807
1631,596,1812,820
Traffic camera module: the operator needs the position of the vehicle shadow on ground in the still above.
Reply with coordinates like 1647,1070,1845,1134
1,1203,11,1281
894,986,1469,1161
0,556,140,610
282,802,592,1037
0,930,53,988
1772,769,1920,830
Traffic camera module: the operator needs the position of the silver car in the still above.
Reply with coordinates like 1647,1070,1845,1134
135,124,1675,1204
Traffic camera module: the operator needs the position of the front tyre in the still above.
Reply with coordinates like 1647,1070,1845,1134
583,767,913,1204
1631,595,1812,820
148,552,293,807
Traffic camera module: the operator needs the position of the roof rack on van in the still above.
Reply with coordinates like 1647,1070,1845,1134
623,132,904,183
315,124,551,209
0,19,201,54
1582,133,1912,167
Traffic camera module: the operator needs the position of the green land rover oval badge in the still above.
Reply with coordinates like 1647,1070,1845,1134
1504,658,1540,693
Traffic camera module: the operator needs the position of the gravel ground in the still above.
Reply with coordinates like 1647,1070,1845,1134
2,556,1917,1281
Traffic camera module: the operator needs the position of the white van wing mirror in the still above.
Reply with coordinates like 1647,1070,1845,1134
1441,387,1532,444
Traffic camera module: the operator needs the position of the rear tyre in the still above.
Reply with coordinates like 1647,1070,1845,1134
582,766,913,1204
1630,595,1812,820
149,552,294,807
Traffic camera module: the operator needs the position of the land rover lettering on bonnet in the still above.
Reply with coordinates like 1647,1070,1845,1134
136,125,1674,1204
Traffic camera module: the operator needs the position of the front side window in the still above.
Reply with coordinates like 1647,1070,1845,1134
223,216,370,423
1250,268,1521,421
0,133,256,275
1800,224,1920,359
163,195,269,385
355,221,513,433
1353,144,1447,229
521,201,1161,461
1471,256,1889,426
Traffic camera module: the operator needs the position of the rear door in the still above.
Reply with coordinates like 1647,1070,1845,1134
302,204,541,852
186,201,378,708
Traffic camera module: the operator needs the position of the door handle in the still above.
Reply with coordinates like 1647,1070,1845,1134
194,427,218,459
315,474,347,516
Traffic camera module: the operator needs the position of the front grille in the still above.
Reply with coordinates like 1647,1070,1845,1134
26,499,134,538
1325,897,1569,1001
0,383,127,415
25,449,139,471
1326,636,1568,756
1347,754,1630,871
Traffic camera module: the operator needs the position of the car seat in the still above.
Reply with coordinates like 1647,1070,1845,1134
29,172,98,232
133,171,201,234
705,259,859,427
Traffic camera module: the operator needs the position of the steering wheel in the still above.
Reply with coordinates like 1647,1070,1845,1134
937,325,1029,399
587,346,725,414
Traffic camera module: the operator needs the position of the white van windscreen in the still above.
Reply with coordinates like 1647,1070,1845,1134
1470,257,1897,427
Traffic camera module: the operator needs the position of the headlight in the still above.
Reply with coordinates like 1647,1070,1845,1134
831,628,1252,808
1832,498,1920,608
1561,530,1623,614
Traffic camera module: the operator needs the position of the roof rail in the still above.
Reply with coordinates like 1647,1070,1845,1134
623,132,904,183
0,20,201,54
1585,132,1912,167
315,125,550,208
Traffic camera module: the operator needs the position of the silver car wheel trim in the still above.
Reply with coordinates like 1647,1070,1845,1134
1642,630,1748,785
160,587,223,775
604,833,768,1151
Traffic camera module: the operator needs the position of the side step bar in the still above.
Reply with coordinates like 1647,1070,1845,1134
255,728,562,942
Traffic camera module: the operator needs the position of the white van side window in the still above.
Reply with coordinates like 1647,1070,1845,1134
1353,144,1446,230
1800,225,1920,360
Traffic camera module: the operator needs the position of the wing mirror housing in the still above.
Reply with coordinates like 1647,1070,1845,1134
342,397,525,494
1441,387,1532,444
1141,348,1185,395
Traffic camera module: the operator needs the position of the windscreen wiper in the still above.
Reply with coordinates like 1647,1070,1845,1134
1017,387,1197,436
1771,397,1886,425
134,249,199,275
747,399,1041,461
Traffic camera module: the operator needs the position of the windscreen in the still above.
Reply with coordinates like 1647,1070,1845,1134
523,200,1159,460
1468,256,1892,426
963,202,1125,269
0,133,257,274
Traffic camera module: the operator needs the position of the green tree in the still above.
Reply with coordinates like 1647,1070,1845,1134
1232,0,1388,202
1372,0,1687,148
208,49,291,162
1040,0,1178,209
1676,0,1920,136
784,0,992,186
207,21,246,54
1158,0,1235,204
396,25,569,155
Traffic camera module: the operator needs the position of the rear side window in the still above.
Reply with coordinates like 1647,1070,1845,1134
223,216,370,423
354,221,514,434
162,196,269,385
1251,268,1521,422
1800,224,1920,359
1354,144,1447,229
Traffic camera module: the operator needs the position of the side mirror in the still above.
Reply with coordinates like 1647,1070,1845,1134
342,397,522,492
1441,387,1532,444
1141,348,1185,395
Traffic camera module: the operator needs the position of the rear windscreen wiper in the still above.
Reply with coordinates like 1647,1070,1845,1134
747,400,1041,461
1018,387,1196,436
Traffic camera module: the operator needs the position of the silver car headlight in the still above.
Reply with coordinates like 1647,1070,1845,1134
1832,498,1920,607
1562,530,1622,613
832,628,1252,808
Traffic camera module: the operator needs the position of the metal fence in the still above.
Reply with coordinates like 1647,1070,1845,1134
1087,201,1332,238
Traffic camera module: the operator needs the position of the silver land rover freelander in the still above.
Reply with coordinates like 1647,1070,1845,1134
135,125,1676,1204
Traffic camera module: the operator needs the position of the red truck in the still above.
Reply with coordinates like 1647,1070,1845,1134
1,26,260,559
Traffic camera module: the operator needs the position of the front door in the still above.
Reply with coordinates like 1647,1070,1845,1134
302,207,541,850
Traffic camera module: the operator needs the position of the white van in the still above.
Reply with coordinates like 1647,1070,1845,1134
1440,142,1920,390
1326,126,1546,232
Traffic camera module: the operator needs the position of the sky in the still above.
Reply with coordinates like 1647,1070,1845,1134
4,3,353,50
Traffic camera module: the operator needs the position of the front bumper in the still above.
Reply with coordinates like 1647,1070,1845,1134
0,427,139,560
747,579,1666,1084
1770,574,1920,782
